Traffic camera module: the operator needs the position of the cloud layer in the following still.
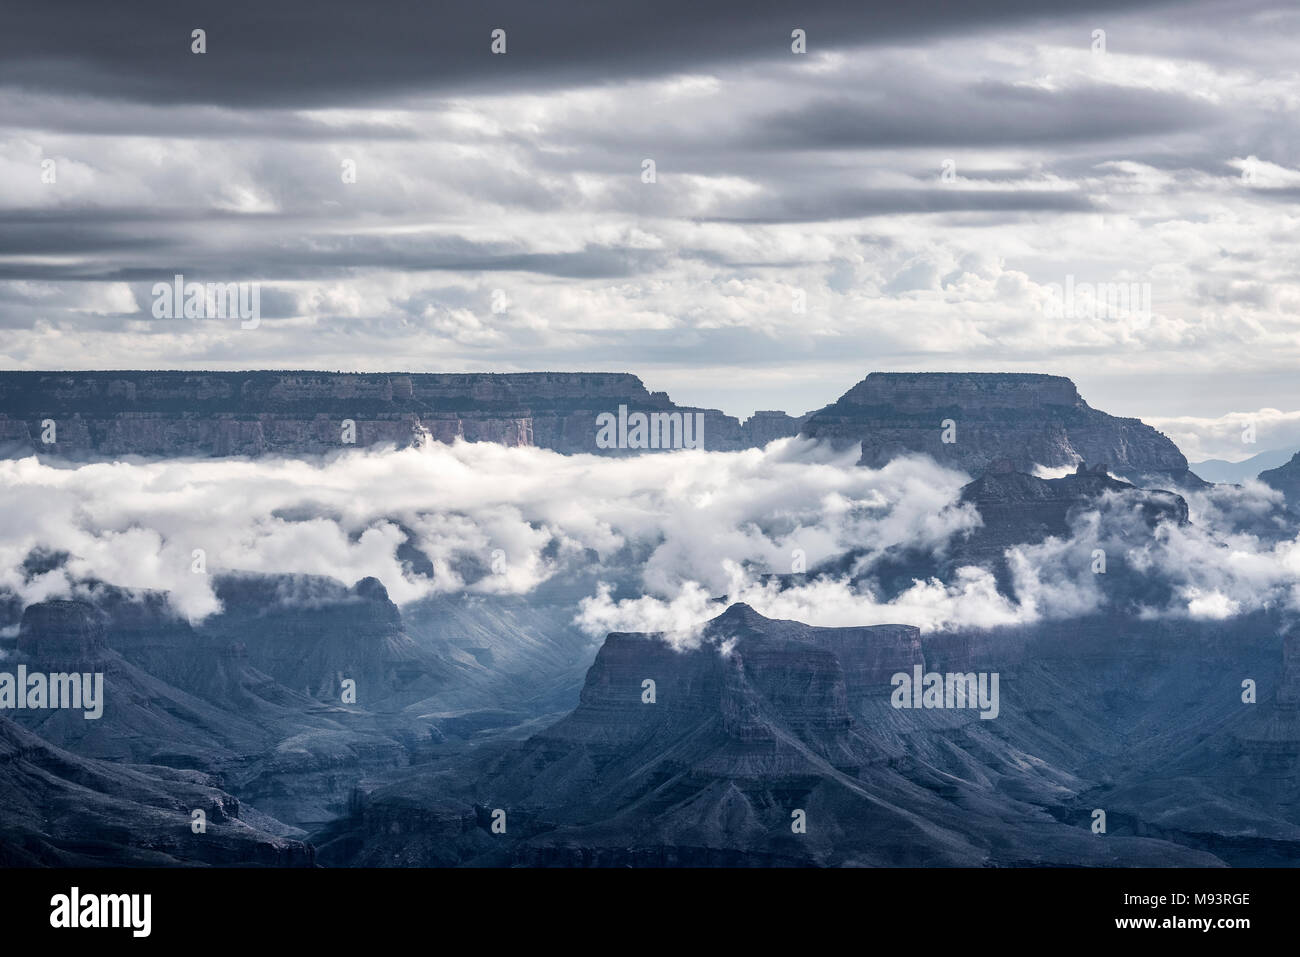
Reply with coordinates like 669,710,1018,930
0,439,976,620
3,439,1298,647
576,471,1300,643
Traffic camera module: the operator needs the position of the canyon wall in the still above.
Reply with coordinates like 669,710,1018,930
0,369,1199,484
0,371,804,458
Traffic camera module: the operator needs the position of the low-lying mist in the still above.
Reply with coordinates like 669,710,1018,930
2,439,1297,644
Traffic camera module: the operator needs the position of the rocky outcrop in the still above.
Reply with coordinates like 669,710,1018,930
1281,630,1300,710
11,598,284,768
938,461,1191,604
800,372,1201,485
17,600,108,664
0,371,802,458
842,459,1191,606
200,574,451,710
740,410,810,446
1259,451,1300,508
959,461,1188,550
9,590,430,832
0,715,313,867
1236,628,1300,761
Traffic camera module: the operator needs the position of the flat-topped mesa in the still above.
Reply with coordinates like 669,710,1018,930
841,371,1083,411
201,573,448,708
210,574,404,640
550,602,925,754
478,602,998,865
17,600,108,666
800,372,1200,485
0,370,802,458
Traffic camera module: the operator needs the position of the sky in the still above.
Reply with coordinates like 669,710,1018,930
1,0,1298,460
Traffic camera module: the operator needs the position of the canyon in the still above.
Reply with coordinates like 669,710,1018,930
3,367,1298,867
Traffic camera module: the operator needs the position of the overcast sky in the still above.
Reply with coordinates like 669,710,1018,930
2,0,1298,459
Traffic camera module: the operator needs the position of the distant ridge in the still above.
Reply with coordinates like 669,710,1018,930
1191,447,1295,484
0,369,1200,484
0,370,804,458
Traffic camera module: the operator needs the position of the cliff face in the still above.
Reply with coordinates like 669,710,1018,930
200,574,451,710
801,372,1199,484
959,461,1189,550
0,715,314,867
0,370,1189,474
9,590,435,831
17,600,108,665
1259,451,1300,507
0,371,801,457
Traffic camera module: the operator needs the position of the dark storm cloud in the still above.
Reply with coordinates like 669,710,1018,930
0,98,423,140
748,82,1222,151
0,223,166,256
0,0,1180,107
0,207,295,226
0,222,668,283
703,187,1096,223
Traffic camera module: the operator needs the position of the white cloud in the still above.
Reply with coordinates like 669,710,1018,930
578,477,1300,640
0,439,977,621
1147,409,1300,461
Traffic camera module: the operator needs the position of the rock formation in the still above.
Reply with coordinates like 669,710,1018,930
17,600,108,665
800,372,1201,484
0,714,313,866
1259,451,1300,508
958,461,1188,553
8,590,436,831
0,370,1197,482
319,603,1229,867
200,574,452,711
0,371,803,458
